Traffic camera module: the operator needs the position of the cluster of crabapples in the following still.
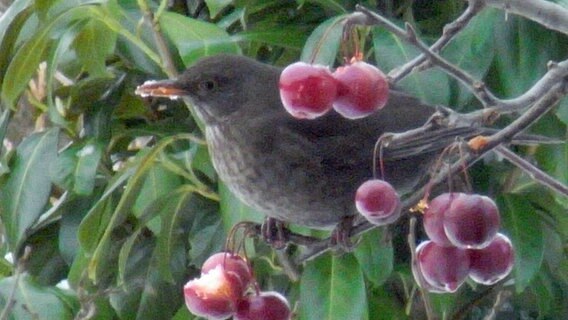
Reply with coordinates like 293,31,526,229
415,193,515,293
184,252,291,320
279,60,389,119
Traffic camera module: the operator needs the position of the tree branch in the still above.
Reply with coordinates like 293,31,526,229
494,145,568,197
389,0,486,83
480,0,568,35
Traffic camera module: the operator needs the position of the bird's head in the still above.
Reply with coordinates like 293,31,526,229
136,54,281,125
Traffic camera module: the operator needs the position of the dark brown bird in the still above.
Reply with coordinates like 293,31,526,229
135,54,473,229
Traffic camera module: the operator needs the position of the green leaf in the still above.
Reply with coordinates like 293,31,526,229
73,19,117,77
499,194,545,293
78,166,134,254
0,109,11,149
205,0,232,18
301,15,345,66
299,254,368,320
0,0,32,43
132,164,182,229
1,4,95,108
44,20,85,131
556,98,568,126
0,5,34,91
73,141,104,195
219,182,263,233
187,197,224,268
51,140,104,195
0,129,59,252
87,134,196,283
110,236,186,320
234,28,307,49
0,274,78,319
1,29,50,109
298,0,346,13
353,228,394,286
441,8,498,106
490,14,568,97
159,11,241,67
156,187,195,282
373,28,451,105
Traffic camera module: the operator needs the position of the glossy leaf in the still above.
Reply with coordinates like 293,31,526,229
110,237,186,320
187,195,224,268
87,134,196,283
205,0,232,18
299,254,368,320
299,0,346,13
353,228,394,287
219,183,263,234
0,274,78,319
132,164,182,226
51,140,104,195
159,11,240,67
491,14,568,98
301,15,345,66
441,8,498,106
0,5,34,91
499,194,545,293
0,129,59,252
234,28,307,49
73,19,117,77
373,28,451,105
0,5,101,108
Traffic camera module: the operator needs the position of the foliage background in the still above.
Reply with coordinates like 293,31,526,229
0,0,567,319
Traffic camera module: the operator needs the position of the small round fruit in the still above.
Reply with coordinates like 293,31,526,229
279,62,337,119
423,193,457,247
184,265,241,320
355,179,401,225
416,240,470,293
235,291,291,320
201,252,253,292
444,194,500,249
332,61,389,119
469,233,515,285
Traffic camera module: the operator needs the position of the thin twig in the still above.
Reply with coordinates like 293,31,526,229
407,217,436,320
355,5,568,115
138,0,178,78
483,290,512,320
494,145,568,197
0,247,32,320
481,0,568,35
390,0,486,83
354,5,501,108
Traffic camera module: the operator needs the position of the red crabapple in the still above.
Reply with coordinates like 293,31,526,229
279,62,337,119
332,61,389,119
468,233,515,285
201,252,253,293
416,240,470,293
444,194,500,249
423,193,457,247
235,291,291,320
184,265,242,319
355,179,401,225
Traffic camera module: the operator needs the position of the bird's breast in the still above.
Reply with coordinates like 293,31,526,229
204,124,353,228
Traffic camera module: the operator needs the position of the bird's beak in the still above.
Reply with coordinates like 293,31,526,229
135,79,188,100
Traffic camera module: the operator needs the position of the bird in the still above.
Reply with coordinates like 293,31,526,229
134,54,496,232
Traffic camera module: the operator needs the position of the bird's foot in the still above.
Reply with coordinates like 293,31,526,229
261,217,289,250
329,215,358,252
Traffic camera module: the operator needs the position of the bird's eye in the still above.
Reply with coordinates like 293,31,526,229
198,80,217,92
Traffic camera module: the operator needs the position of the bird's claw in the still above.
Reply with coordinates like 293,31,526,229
329,215,358,252
261,217,289,250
